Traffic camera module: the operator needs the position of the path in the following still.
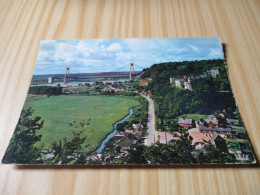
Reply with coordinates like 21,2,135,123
140,94,156,146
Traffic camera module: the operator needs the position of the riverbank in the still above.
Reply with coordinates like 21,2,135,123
94,108,133,153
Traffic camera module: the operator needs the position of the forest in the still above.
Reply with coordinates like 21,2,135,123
28,86,63,96
141,59,237,129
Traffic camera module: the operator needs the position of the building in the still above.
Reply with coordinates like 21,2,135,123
206,68,219,78
117,134,138,151
197,124,232,137
48,77,53,83
228,150,249,161
175,79,185,88
132,123,143,131
226,118,239,124
204,119,219,127
178,118,193,128
101,88,125,92
209,114,218,121
169,77,176,84
232,129,247,139
197,119,218,127
188,128,211,150
211,133,229,153
171,77,193,91
155,132,179,144
184,81,193,91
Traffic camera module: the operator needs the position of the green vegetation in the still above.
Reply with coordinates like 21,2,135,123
120,95,148,130
226,139,249,151
141,59,228,80
177,114,209,120
122,130,237,164
46,120,90,164
2,108,44,164
142,59,237,128
23,95,140,153
28,86,63,95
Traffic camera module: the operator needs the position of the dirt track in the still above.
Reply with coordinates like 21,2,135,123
140,94,156,146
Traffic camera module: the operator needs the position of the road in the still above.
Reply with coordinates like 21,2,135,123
140,94,156,146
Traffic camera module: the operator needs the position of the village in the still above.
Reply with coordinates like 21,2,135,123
34,63,255,165
88,108,250,163
86,67,252,164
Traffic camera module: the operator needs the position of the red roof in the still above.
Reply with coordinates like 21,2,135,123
178,118,192,125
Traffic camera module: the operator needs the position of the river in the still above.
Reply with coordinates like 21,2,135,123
31,79,129,87
95,108,133,153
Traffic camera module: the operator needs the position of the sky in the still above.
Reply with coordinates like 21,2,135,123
34,37,224,75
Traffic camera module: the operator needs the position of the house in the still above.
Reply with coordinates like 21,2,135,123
101,88,114,92
206,68,219,78
184,81,193,91
211,133,229,153
171,77,193,91
205,119,218,127
116,134,138,152
197,119,218,127
197,124,232,137
132,123,143,131
155,132,179,144
125,123,143,138
226,118,239,124
188,128,211,150
232,129,247,139
178,118,193,128
209,114,218,121
175,79,185,88
63,88,70,94
229,150,249,161
170,77,176,84
124,130,142,137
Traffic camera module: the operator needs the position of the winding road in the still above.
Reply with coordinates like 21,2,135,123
140,94,156,146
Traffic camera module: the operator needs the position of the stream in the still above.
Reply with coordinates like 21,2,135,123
95,108,133,154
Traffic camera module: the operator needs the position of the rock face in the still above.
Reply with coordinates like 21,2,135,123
139,78,152,87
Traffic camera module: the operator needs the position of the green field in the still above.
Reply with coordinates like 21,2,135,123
23,95,140,152
177,113,209,120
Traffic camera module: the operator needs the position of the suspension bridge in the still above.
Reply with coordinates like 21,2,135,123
32,63,144,84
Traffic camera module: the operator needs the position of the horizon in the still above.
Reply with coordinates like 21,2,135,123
34,37,224,75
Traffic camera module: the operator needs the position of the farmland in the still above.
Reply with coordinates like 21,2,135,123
23,95,140,153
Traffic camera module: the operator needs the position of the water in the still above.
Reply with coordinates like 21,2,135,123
95,108,133,154
30,79,130,87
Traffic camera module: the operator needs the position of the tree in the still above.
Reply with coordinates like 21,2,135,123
2,107,44,164
116,123,125,132
196,143,237,163
168,120,180,133
48,119,90,164
122,129,197,164
124,145,147,164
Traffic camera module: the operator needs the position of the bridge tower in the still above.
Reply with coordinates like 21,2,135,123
64,67,70,84
48,77,53,83
129,63,134,81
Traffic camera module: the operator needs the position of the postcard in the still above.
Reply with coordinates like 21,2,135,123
2,37,257,165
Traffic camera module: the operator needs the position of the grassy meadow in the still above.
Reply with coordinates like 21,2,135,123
177,113,209,120
23,95,140,153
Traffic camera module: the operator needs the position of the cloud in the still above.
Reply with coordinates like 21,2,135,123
107,43,122,52
188,44,199,52
207,48,224,59
33,37,224,75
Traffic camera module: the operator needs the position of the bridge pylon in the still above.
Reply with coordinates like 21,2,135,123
64,67,70,84
48,77,53,83
129,63,134,81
